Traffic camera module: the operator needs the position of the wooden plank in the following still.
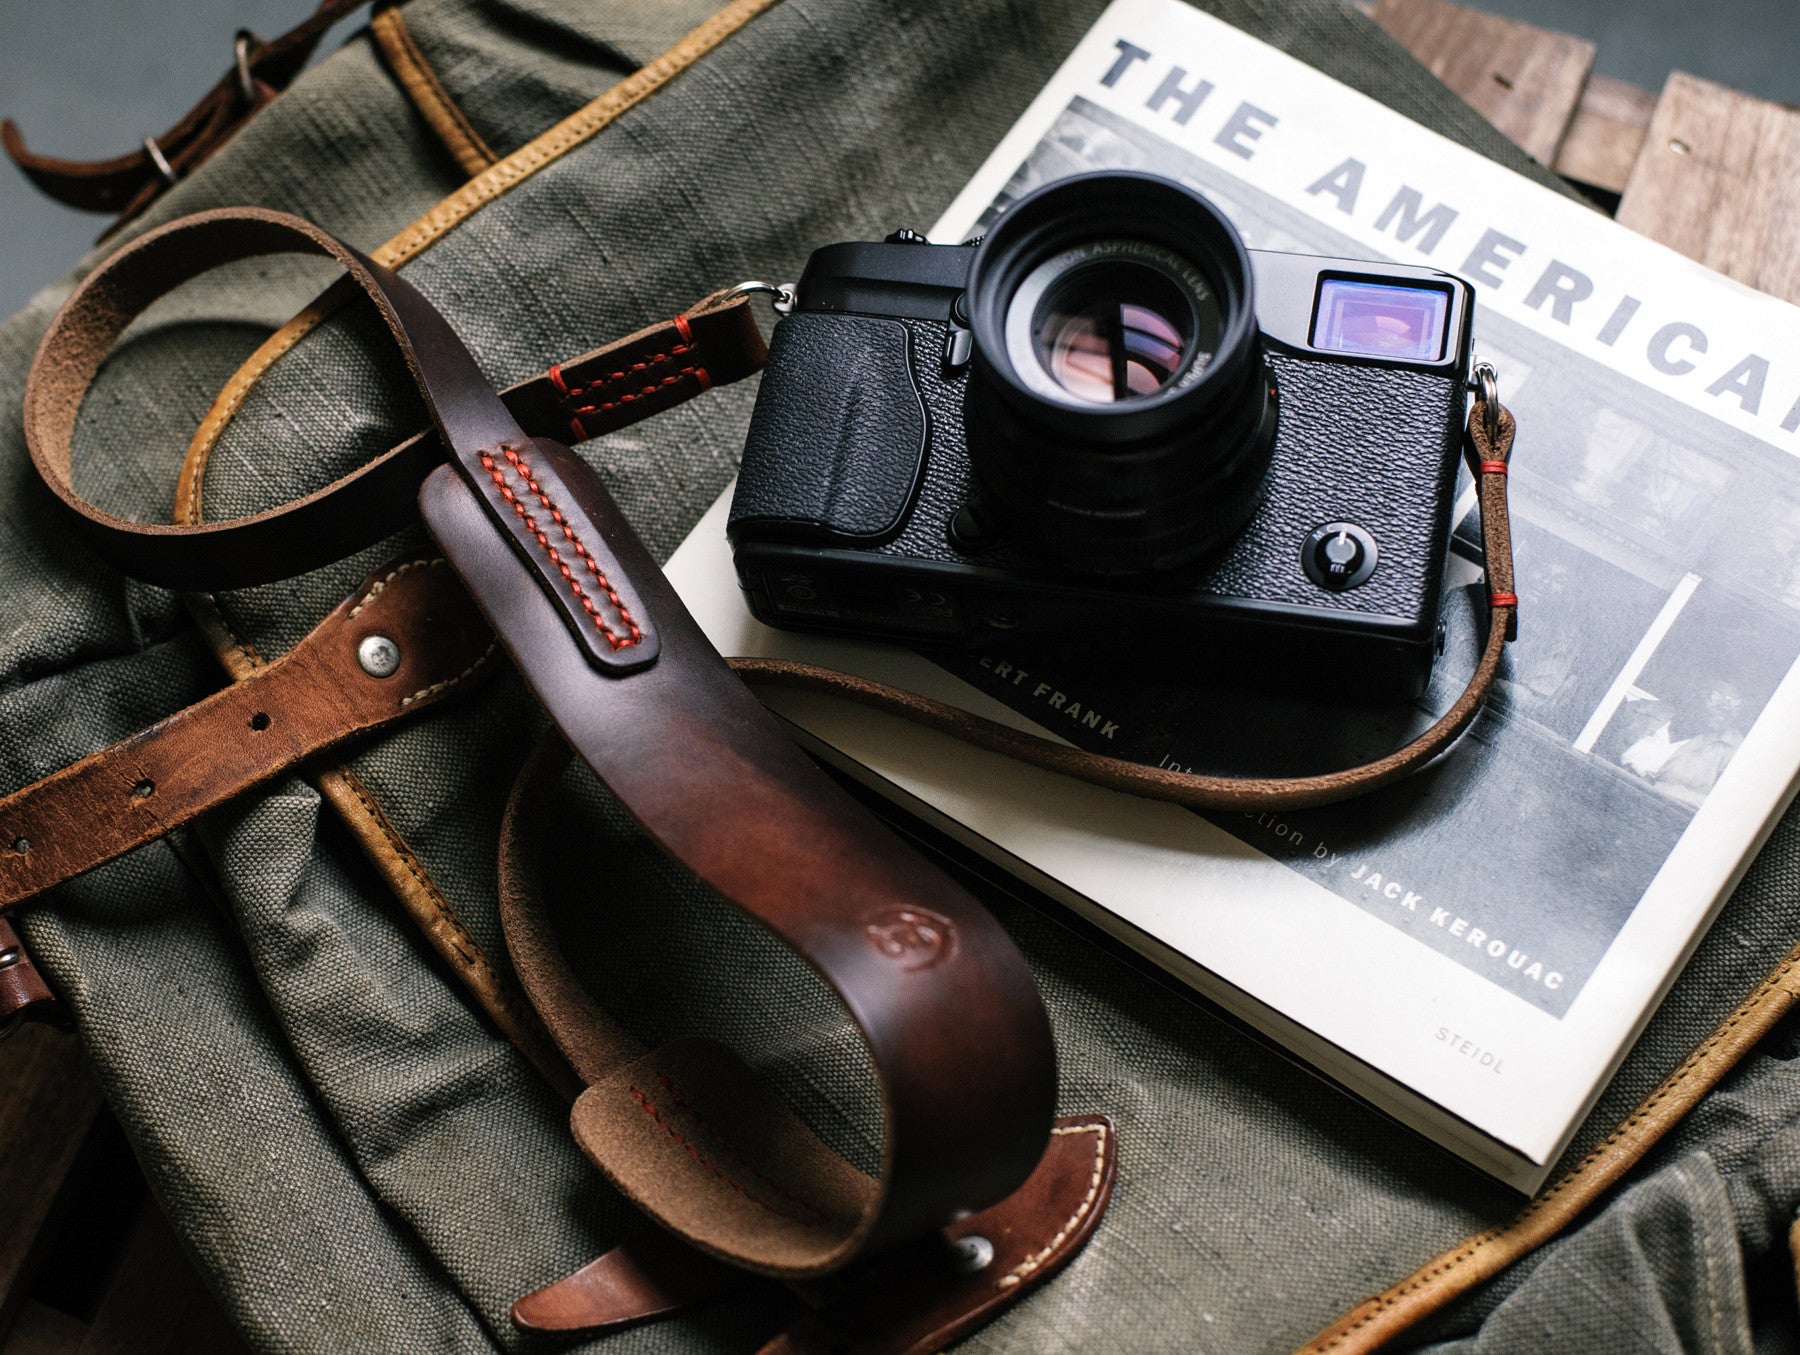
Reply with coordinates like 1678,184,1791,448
0,1302,83,1355
1553,73,1657,194
77,1205,246,1355
1616,71,1800,304
1370,0,1595,166
0,1028,102,1344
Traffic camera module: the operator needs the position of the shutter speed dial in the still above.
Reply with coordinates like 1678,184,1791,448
1301,522,1378,591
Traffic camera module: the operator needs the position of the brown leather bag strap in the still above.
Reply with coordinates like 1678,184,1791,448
2,0,370,234
0,917,64,1033
729,401,1518,812
24,208,764,594
0,557,492,914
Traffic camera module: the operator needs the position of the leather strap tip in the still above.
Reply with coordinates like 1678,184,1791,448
510,1241,734,1336
761,1114,1119,1355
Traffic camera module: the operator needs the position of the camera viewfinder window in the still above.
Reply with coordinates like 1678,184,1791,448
1311,279,1449,362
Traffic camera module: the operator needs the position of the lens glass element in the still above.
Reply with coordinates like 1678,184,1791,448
1005,240,1222,406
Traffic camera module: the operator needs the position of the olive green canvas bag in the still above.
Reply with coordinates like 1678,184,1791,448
7,2,1800,1351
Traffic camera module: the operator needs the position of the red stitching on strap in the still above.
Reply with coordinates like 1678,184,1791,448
672,312,713,391
570,371,698,418
1480,460,1508,475
629,1086,813,1223
477,446,643,650
552,317,713,441
557,346,693,401
656,1076,825,1221
1490,592,1519,608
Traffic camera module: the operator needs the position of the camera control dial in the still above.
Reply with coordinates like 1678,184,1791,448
1301,522,1378,592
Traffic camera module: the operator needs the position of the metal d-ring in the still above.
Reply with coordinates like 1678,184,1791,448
142,135,179,187
234,30,261,106
729,280,797,316
1469,359,1502,452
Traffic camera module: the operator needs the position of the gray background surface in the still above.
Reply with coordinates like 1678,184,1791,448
0,0,1797,320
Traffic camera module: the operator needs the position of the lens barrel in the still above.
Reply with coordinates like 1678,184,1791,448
963,172,1276,575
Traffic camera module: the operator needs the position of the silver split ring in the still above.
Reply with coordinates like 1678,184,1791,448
235,30,261,106
1469,359,1502,452
729,280,797,316
142,136,179,187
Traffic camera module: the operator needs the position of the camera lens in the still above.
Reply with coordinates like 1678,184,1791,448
1010,241,1223,405
963,173,1276,575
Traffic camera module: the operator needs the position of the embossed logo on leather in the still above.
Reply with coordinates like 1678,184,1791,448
862,906,956,971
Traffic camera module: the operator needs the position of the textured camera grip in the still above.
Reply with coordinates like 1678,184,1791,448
729,313,927,544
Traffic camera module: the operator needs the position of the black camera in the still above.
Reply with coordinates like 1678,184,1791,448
728,171,1477,698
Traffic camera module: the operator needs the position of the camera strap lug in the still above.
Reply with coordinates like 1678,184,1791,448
730,278,798,315
1469,358,1503,454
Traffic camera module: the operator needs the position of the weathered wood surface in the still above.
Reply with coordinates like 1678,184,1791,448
1554,73,1657,194
71,1204,245,1355
0,1028,101,1342
0,1033,243,1355
1369,0,1800,305
1370,0,1595,165
1616,71,1800,304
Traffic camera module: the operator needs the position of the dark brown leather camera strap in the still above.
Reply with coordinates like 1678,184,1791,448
9,203,1516,1340
20,208,1061,1295
25,213,765,594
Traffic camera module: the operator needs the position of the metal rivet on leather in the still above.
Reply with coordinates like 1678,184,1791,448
948,1234,994,1274
358,635,402,678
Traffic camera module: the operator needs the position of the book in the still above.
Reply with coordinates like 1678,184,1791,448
664,0,1800,1191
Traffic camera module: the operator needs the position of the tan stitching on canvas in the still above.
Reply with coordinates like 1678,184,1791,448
337,769,483,969
370,2,497,178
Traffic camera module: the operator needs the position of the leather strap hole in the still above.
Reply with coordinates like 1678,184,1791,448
131,779,155,799
7,839,25,855
249,712,271,731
